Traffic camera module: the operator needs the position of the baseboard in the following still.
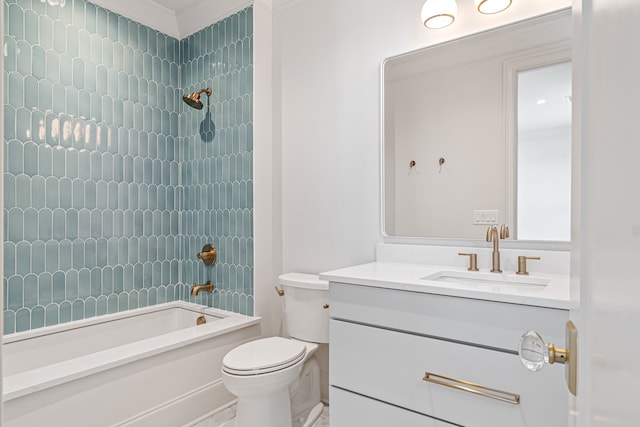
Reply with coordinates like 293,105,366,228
184,399,239,426
115,380,236,426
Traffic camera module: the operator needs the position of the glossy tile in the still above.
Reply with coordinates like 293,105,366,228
4,1,254,331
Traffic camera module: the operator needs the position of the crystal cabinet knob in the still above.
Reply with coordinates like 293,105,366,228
518,321,578,396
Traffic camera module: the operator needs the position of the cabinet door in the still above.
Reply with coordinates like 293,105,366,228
331,320,568,427
330,387,454,427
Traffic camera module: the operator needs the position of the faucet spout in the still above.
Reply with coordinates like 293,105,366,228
486,226,502,273
191,281,214,296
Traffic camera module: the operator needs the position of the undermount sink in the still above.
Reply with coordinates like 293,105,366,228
421,270,549,290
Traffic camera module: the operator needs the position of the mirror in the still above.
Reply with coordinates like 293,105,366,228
382,9,571,242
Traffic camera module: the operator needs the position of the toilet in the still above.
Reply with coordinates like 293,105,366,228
221,273,329,427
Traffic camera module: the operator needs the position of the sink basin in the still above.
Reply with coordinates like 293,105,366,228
421,270,549,290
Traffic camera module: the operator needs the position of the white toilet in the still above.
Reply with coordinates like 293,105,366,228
221,273,329,427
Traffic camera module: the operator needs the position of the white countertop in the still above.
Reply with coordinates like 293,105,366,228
320,261,570,310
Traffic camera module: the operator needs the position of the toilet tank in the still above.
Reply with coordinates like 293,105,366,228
279,273,329,344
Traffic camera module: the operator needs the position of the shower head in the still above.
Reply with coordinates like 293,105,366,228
182,87,212,110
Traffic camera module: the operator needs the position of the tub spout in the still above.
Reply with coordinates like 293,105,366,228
191,281,214,296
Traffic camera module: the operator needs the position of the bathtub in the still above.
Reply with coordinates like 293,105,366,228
2,301,262,427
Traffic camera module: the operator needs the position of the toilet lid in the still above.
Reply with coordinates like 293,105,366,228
222,337,307,376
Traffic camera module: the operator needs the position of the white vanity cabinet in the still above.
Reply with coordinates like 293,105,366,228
329,281,570,427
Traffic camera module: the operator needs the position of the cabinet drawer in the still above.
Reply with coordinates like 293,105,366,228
330,386,454,427
331,320,568,427
330,282,568,352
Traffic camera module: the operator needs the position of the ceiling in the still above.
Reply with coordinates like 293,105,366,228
151,0,202,12
89,0,252,39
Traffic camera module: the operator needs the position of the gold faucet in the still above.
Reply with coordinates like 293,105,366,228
486,225,509,273
191,281,214,296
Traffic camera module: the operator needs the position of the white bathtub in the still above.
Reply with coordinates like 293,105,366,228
2,301,262,427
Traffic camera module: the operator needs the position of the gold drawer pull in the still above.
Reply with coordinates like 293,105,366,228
423,372,520,405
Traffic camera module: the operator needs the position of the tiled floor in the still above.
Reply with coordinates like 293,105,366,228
193,404,329,427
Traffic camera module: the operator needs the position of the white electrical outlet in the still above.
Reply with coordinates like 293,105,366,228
473,210,499,225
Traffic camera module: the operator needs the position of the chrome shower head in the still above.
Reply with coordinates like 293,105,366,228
182,87,212,110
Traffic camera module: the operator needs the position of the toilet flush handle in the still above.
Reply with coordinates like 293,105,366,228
323,304,329,309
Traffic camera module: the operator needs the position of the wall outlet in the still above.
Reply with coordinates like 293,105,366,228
473,210,499,225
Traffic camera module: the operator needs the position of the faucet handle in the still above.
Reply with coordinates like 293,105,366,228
197,244,217,266
458,253,479,271
516,256,541,275
486,225,496,241
500,224,510,239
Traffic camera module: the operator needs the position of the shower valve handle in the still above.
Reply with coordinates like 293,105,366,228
197,244,217,266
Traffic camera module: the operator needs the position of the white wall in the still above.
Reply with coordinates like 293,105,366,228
253,0,283,336
271,0,571,275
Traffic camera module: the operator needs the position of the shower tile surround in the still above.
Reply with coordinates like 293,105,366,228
3,0,254,333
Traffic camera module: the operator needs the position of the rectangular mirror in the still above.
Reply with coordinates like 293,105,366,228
382,9,571,243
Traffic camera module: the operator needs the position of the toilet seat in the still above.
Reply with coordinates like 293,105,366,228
222,337,307,376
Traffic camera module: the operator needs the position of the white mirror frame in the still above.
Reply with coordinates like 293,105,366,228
380,9,572,251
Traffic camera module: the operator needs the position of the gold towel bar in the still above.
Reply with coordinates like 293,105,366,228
423,372,520,405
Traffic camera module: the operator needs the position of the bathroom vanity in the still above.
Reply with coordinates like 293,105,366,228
322,260,570,427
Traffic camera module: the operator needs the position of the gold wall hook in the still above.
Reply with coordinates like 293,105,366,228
197,244,217,266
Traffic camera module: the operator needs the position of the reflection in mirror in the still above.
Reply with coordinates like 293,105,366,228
382,9,571,243
517,62,571,241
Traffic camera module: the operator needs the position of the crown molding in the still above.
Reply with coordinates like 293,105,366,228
89,0,254,40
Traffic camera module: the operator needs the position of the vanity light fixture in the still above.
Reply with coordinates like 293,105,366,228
421,0,458,29
475,0,512,14
422,0,513,29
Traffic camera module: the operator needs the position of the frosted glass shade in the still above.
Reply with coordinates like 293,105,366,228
421,0,457,29
475,0,512,14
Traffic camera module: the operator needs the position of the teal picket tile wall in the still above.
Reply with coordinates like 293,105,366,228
179,7,253,316
3,0,254,333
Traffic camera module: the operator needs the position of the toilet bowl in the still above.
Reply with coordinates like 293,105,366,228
221,273,329,427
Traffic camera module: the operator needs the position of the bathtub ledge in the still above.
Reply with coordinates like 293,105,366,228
3,314,260,401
